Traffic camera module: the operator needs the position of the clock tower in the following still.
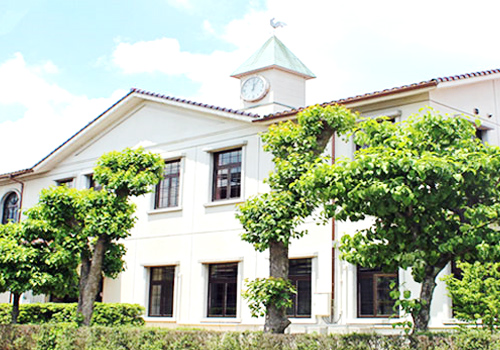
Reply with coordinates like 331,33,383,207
231,35,315,115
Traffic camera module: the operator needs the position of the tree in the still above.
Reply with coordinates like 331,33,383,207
25,147,164,325
443,261,500,330
237,105,356,333
0,222,77,323
304,109,500,332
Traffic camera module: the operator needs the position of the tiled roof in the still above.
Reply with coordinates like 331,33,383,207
256,69,500,121
434,69,500,82
131,88,258,117
0,168,33,180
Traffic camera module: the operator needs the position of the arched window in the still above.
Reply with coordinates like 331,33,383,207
2,192,20,224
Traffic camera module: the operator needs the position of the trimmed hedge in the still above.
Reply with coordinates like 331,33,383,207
0,303,145,326
1,325,500,350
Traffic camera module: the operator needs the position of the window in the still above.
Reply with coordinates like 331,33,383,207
155,160,181,209
56,178,74,188
212,149,241,201
2,192,20,224
357,266,398,317
86,174,102,191
149,266,175,317
287,258,312,317
207,263,238,317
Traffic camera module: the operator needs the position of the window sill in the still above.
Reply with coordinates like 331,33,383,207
204,198,244,208
200,317,241,323
347,318,400,325
145,316,177,323
289,317,316,324
147,206,182,215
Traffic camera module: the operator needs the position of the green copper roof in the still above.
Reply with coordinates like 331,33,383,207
231,35,315,79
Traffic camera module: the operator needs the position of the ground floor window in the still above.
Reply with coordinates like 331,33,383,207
357,266,398,317
287,258,312,317
149,266,175,317
207,262,238,317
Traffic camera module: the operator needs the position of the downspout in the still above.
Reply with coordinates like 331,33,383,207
331,134,335,317
322,134,342,324
9,174,24,222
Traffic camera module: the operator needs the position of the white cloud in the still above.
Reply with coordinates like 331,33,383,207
111,0,500,109
2,0,500,175
202,20,215,35
0,53,126,174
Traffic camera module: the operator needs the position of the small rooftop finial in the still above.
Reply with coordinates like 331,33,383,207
270,18,286,30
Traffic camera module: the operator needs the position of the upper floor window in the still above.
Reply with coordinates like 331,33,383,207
287,258,312,318
149,266,175,317
207,262,238,317
56,178,74,188
212,148,241,201
2,192,20,224
86,174,103,191
155,160,181,209
357,266,398,318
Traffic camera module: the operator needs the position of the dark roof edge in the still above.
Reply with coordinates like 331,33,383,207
0,168,34,180
132,88,258,117
30,89,136,171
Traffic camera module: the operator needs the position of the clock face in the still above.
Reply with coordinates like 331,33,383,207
241,76,269,102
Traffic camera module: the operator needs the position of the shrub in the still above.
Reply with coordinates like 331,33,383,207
443,261,500,330
0,303,144,326
4,326,500,350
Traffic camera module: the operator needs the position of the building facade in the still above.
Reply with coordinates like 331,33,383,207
1,36,499,333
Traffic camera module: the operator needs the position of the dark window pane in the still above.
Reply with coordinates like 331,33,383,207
148,266,175,317
208,263,238,317
2,192,19,224
296,280,311,316
155,160,181,209
56,178,74,188
357,266,398,317
213,149,242,201
87,174,103,191
287,258,311,318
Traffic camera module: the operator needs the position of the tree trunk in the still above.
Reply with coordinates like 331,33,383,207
11,293,20,324
264,240,291,334
412,263,447,333
80,236,107,326
78,254,90,315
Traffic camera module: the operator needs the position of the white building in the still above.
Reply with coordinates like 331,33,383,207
1,35,499,333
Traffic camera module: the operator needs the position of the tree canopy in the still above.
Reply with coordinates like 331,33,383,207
303,109,500,332
24,147,164,325
0,222,77,323
238,105,356,333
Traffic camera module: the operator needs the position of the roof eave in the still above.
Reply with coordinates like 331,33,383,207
253,81,438,123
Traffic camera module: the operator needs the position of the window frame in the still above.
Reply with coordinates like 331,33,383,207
56,178,75,188
287,258,312,318
154,159,182,209
148,266,176,318
1,191,20,224
86,174,103,191
206,262,238,318
211,148,242,202
357,266,398,318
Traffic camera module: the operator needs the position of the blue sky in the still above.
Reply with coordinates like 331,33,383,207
1,0,500,173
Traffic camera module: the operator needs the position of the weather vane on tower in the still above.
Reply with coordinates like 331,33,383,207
270,18,286,31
